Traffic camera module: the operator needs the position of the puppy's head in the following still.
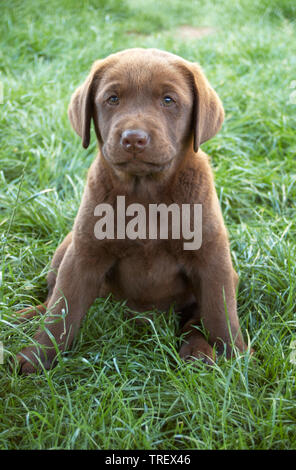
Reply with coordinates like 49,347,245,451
68,48,224,177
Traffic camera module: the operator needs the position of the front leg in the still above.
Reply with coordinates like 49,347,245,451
17,243,114,374
189,237,248,358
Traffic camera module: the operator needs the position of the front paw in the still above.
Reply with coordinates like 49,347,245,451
16,345,57,374
179,335,215,366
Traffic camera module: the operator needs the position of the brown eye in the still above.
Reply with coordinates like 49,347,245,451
107,95,119,105
162,95,175,106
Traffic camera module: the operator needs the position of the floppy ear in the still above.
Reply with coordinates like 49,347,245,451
68,60,103,149
188,63,224,152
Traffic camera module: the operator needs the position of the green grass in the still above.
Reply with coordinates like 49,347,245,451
1,0,296,450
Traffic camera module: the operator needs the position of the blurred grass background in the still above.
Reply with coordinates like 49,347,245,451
0,0,296,450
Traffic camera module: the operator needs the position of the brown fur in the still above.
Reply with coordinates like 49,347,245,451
17,48,250,373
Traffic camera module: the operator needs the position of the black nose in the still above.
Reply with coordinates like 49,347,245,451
120,129,150,153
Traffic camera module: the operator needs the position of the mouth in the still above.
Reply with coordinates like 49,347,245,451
114,157,174,175
102,145,174,176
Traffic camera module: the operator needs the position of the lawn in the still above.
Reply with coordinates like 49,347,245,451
1,0,296,450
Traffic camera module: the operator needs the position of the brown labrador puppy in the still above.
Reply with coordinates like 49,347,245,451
17,48,249,373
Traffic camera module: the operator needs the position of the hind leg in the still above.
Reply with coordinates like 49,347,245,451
46,232,73,300
16,232,73,321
